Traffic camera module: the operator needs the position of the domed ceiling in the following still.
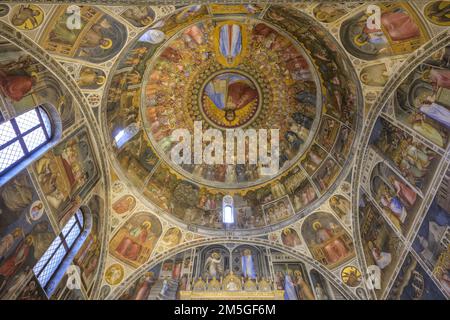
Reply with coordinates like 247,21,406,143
105,5,361,234
0,1,449,301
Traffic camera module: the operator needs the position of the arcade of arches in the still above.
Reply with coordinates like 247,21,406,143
0,1,449,300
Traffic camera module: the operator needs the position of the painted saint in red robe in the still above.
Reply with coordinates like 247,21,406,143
381,11,420,41
227,80,258,110
0,71,34,102
0,236,34,282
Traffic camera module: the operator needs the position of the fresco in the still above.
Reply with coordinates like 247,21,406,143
116,244,347,300
301,144,327,175
369,117,440,193
40,6,127,63
359,192,403,298
280,228,302,249
331,125,355,166
10,4,44,31
289,180,318,213
76,67,106,90
340,3,429,60
141,18,320,187
301,212,355,268
412,191,450,295
273,262,315,300
160,227,182,248
34,128,99,222
120,6,155,27
312,2,361,23
119,265,160,300
315,117,340,152
387,253,446,300
424,1,450,26
312,158,341,193
16,275,47,300
112,195,136,215
109,212,162,268
309,269,333,300
3,0,450,302
50,273,84,300
371,162,422,235
0,171,55,298
0,40,76,129
201,72,260,128
157,5,209,36
394,46,450,149
116,132,159,189
209,4,264,15
105,264,124,286
329,195,350,222
341,265,362,287
0,4,9,17
263,197,295,225
98,285,111,299
103,5,361,232
360,63,389,87
73,195,104,293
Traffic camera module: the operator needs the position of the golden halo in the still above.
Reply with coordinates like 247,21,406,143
101,38,113,49
312,221,322,231
354,34,367,47
142,221,152,230
96,75,106,85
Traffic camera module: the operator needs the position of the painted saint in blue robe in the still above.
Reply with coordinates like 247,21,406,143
284,273,298,300
420,103,450,129
219,24,242,63
241,249,256,279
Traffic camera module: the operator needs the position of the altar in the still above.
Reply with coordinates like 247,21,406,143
179,273,285,300
179,290,285,300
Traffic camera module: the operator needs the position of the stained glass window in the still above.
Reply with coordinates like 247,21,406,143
0,106,52,176
33,210,84,296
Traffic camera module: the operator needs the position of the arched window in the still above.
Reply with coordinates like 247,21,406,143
222,195,235,224
114,122,139,149
33,209,91,297
0,105,61,186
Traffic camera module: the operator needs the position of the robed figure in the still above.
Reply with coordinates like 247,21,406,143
241,249,256,279
219,24,242,64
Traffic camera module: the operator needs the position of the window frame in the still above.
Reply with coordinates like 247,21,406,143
33,208,92,298
0,104,62,187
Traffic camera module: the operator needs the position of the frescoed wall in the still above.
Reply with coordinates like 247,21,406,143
34,128,99,223
0,171,55,299
0,1,448,301
109,212,162,268
340,3,430,60
387,253,446,300
412,172,450,296
39,6,127,63
359,192,403,298
73,194,104,293
301,212,354,269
